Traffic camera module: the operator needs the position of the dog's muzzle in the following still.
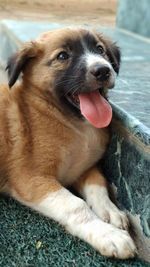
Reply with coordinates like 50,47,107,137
89,64,111,82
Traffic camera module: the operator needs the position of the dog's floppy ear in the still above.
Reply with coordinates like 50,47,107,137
6,41,41,88
104,39,121,74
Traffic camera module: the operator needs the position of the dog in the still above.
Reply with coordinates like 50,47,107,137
0,27,136,259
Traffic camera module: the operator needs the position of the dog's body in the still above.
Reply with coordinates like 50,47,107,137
0,28,136,259
0,83,108,193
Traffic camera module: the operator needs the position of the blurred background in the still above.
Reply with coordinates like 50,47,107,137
0,0,117,25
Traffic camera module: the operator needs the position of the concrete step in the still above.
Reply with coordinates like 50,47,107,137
0,20,150,265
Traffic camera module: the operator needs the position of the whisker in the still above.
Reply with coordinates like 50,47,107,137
62,81,84,97
56,78,83,96
54,75,83,87
55,79,77,87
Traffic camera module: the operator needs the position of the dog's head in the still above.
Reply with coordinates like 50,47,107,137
6,28,121,128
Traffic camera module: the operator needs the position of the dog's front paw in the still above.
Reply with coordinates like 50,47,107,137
87,187,129,230
95,199,129,230
99,226,137,259
88,222,137,259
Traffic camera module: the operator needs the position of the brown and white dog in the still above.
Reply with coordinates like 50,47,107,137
0,28,136,259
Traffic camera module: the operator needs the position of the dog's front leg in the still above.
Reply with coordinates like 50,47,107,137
73,167,130,230
11,176,136,259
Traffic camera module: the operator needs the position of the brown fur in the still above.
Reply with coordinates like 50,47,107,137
73,167,107,195
0,28,110,203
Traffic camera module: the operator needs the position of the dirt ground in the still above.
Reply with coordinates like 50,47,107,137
0,0,117,26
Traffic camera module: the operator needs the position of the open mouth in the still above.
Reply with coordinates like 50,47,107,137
67,88,108,108
66,92,80,109
66,88,112,128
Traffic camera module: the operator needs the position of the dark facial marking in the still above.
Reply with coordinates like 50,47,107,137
81,31,121,74
53,30,120,118
82,32,98,52
104,41,121,74
54,36,86,118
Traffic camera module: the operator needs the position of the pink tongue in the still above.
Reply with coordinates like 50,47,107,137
79,90,112,128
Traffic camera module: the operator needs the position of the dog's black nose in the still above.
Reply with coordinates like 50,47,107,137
90,64,110,81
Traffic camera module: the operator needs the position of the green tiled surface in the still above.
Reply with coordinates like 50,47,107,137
0,197,149,267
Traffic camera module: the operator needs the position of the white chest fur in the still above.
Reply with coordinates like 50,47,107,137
57,125,109,186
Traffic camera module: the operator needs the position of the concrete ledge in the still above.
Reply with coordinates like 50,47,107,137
102,117,150,261
0,20,66,66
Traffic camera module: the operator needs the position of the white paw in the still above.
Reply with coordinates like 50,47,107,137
86,186,129,230
95,198,129,230
99,226,137,259
88,222,137,259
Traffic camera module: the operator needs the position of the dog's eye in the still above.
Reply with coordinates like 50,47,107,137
57,51,69,61
96,45,104,55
